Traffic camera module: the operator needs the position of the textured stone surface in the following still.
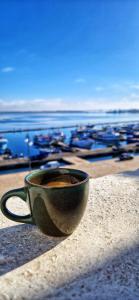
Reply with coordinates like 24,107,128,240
0,171,139,299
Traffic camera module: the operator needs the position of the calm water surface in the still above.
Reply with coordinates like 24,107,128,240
0,111,139,129
0,112,139,156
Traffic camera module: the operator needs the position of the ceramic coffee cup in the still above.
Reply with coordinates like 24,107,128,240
0,168,89,236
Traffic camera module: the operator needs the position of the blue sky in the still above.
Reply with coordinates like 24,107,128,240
0,0,139,111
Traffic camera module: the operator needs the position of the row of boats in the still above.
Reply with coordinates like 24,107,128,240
1,122,139,158
33,123,139,152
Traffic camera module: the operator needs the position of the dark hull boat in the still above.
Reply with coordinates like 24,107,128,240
70,138,93,149
52,131,66,142
127,137,139,144
34,134,51,147
34,131,65,147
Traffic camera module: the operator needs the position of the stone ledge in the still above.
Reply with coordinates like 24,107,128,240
0,171,139,299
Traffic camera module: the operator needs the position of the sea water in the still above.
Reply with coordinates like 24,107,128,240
0,111,139,156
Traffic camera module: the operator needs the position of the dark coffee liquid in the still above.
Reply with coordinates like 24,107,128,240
42,174,79,188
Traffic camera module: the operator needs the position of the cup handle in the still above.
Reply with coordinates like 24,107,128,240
0,187,34,224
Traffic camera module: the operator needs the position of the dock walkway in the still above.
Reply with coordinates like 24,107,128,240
0,143,138,171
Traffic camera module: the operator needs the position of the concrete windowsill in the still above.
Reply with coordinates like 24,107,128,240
0,170,139,299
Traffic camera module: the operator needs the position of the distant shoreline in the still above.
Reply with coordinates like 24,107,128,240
107,109,139,114
0,110,139,114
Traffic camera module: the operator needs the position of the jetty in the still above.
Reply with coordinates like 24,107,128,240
0,142,138,171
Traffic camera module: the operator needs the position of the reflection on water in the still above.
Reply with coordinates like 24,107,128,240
84,155,113,163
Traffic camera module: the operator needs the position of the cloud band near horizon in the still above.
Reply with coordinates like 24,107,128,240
0,94,139,111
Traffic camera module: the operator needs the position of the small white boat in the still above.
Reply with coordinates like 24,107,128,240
40,160,60,170
0,136,8,152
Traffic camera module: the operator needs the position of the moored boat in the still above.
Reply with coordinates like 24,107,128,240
93,128,120,143
52,130,66,142
70,138,93,149
40,160,60,170
127,136,139,143
34,130,65,147
71,126,96,139
133,131,139,138
34,134,52,147
0,136,8,153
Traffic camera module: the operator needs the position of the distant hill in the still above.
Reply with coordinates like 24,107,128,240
107,109,139,114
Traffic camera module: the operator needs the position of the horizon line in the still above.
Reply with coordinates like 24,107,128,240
0,109,139,113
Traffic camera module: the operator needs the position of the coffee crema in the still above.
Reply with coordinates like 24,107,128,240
42,174,79,188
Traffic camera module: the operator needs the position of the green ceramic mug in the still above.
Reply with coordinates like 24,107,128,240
0,168,89,236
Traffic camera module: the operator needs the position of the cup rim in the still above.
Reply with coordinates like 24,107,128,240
25,168,89,189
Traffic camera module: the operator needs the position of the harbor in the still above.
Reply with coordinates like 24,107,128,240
1,2,139,299
0,120,139,174
0,142,138,170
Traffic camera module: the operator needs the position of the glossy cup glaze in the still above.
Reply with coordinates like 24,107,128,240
0,168,89,236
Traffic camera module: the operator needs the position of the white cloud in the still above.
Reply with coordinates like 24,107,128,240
1,67,15,73
0,94,139,111
74,80,139,92
111,82,139,91
74,78,86,83
94,82,139,93
0,98,63,111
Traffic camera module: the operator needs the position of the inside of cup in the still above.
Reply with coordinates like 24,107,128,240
26,168,88,188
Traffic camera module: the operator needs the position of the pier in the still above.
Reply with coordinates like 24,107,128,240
0,142,138,171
